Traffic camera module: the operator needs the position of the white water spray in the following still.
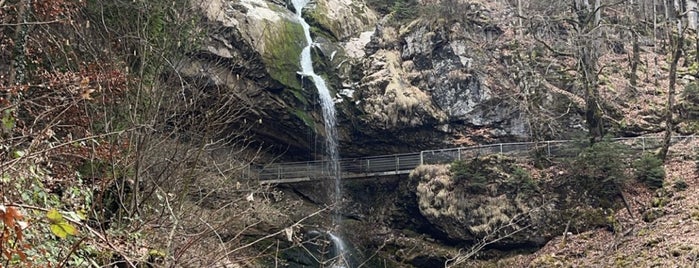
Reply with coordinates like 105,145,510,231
291,0,348,266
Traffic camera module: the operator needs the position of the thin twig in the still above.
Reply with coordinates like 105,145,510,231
10,203,137,268
0,19,64,26
228,207,328,255
0,128,136,169
58,237,86,268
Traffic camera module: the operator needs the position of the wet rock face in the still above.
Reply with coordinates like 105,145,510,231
180,0,378,158
401,24,525,135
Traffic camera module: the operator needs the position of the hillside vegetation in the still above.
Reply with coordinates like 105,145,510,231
0,0,292,266
2,0,699,267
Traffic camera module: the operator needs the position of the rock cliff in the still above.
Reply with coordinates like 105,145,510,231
183,0,603,159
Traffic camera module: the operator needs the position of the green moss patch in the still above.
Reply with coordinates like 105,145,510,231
291,108,315,128
262,19,305,90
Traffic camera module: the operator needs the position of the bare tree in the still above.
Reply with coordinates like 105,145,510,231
526,0,612,142
659,4,686,161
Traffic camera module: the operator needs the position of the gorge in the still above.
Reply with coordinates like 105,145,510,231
3,0,699,267
174,0,699,266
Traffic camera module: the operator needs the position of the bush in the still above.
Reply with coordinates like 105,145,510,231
574,139,628,185
633,154,666,189
450,156,537,194
390,0,418,23
568,139,629,204
680,82,699,119
684,82,699,102
674,180,688,191
450,159,489,193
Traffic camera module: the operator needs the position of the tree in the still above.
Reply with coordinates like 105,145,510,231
659,3,686,161
525,0,611,142
0,0,309,266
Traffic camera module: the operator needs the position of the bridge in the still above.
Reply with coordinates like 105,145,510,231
256,135,696,184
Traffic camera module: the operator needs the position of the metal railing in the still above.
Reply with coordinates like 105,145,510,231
256,135,697,182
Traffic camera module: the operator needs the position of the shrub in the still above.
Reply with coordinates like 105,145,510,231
511,166,537,192
450,156,537,194
450,159,489,193
633,154,666,189
680,82,699,119
683,82,699,103
574,139,628,185
390,0,418,23
567,138,629,204
673,180,688,191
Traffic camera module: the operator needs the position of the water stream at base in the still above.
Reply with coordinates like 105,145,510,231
291,0,348,266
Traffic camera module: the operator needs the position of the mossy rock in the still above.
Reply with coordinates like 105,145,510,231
306,0,376,41
306,7,339,41
651,197,668,208
642,208,665,222
291,108,315,128
561,207,615,232
262,19,305,90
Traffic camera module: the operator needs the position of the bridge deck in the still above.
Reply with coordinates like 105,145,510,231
259,170,413,184
255,136,696,184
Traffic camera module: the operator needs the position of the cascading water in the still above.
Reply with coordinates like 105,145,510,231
291,0,349,266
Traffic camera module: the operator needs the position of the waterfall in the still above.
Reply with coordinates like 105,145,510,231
291,0,348,266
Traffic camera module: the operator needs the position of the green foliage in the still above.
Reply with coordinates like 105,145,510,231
682,82,699,119
674,179,689,191
574,139,628,183
633,154,666,189
0,165,98,266
510,166,537,192
46,209,78,239
390,0,418,23
569,139,629,203
450,159,489,193
450,156,537,194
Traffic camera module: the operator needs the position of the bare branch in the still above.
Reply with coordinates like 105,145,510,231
0,19,65,26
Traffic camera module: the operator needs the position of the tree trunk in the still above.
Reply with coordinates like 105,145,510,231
659,29,684,161
652,0,660,85
631,30,640,88
574,0,604,144
594,0,601,25
688,0,698,30
579,42,603,143
8,0,30,87
517,0,523,38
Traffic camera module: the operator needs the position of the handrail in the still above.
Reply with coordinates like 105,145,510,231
256,135,697,182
